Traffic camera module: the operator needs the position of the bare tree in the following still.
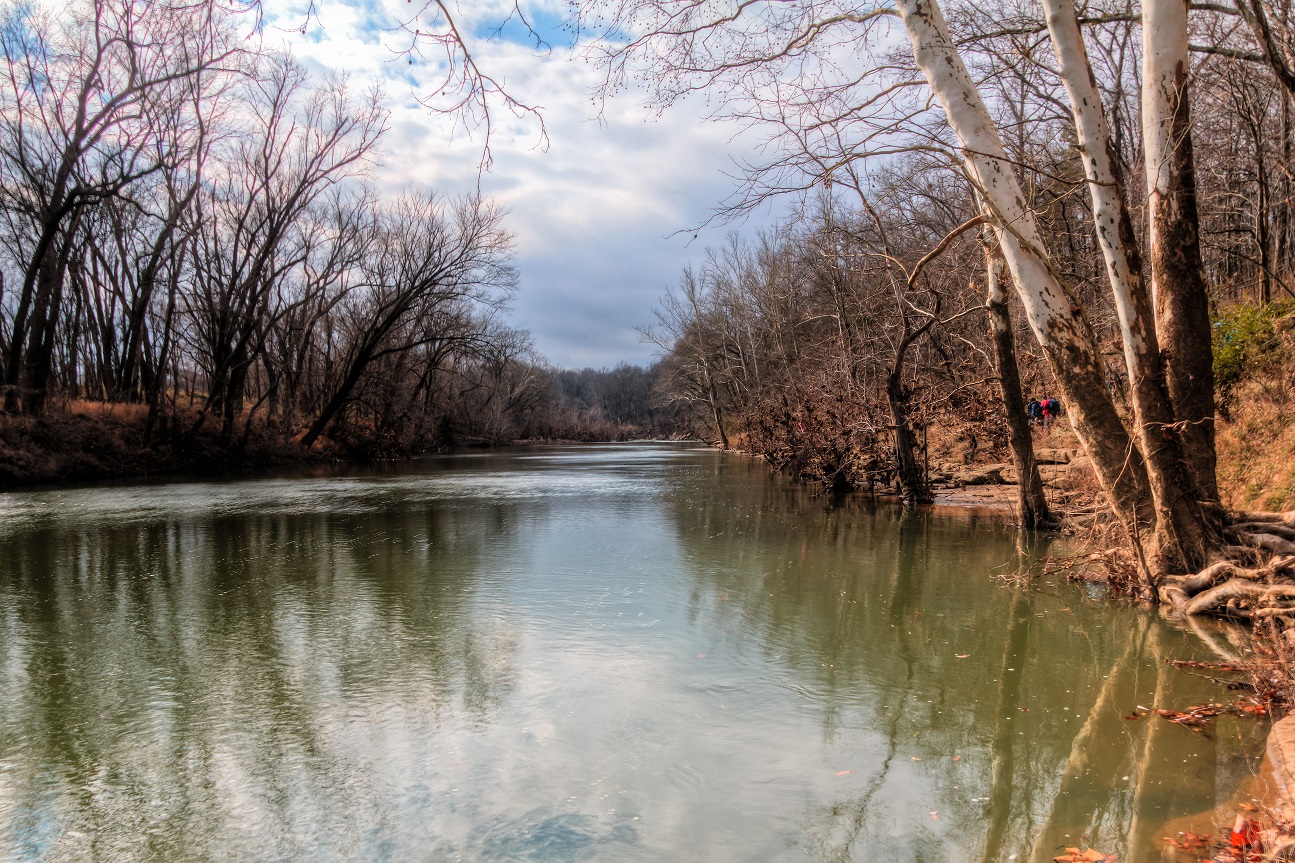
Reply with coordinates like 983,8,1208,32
183,55,386,440
574,0,1262,591
300,191,516,447
0,0,238,413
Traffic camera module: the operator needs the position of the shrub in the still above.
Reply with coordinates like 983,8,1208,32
1213,298,1295,396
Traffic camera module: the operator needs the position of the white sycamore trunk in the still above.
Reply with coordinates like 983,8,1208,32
1142,0,1186,215
1040,0,1142,363
893,0,1155,547
1041,0,1207,571
1142,0,1220,504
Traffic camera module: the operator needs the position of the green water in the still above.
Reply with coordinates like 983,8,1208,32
0,443,1266,862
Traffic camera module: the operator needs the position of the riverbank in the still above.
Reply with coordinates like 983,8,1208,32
0,402,678,489
0,403,339,488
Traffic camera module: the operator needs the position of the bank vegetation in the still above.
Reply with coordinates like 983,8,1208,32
573,0,1295,623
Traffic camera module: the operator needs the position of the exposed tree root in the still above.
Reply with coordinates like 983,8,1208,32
1160,518,1295,619
1239,532,1295,554
1237,511,1295,526
1233,522,1295,542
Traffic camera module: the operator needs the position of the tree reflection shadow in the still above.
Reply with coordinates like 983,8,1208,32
665,469,1265,863
0,501,526,860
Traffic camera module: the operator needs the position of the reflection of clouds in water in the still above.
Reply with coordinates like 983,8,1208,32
0,470,668,534
0,444,1265,863
473,810,639,861
0,535,528,861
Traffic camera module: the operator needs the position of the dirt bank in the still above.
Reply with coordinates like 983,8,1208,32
0,404,334,489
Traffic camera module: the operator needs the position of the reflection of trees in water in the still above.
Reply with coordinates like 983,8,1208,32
667,471,1264,863
0,503,527,861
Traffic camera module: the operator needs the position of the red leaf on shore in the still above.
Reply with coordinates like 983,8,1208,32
1229,816,1263,853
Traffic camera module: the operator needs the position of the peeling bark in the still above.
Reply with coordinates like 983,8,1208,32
1143,0,1219,505
894,0,1156,584
1040,0,1211,573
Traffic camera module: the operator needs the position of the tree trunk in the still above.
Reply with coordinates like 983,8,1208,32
144,269,180,445
894,0,1157,585
4,214,64,412
1042,0,1210,572
1279,97,1292,274
983,237,1051,529
301,344,378,448
886,366,930,508
1254,134,1273,304
22,237,71,416
696,359,730,450
1143,0,1219,506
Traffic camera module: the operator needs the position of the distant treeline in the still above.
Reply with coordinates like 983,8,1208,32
0,0,684,459
535,363,682,441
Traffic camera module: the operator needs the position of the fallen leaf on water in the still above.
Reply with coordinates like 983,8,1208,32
1153,703,1224,730
1053,847,1117,863
1162,831,1211,852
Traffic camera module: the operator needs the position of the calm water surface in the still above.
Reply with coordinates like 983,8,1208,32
0,443,1266,862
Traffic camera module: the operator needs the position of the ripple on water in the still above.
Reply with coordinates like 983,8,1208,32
471,809,638,861
0,471,666,534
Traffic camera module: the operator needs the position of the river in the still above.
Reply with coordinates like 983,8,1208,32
0,443,1266,861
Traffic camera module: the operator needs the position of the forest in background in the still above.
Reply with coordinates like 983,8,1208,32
0,0,682,484
632,1,1295,506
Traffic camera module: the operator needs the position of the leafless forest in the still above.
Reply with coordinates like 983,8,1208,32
570,0,1295,608
0,0,670,466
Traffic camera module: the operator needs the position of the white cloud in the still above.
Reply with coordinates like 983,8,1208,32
256,0,785,368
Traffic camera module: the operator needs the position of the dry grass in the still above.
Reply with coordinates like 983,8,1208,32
63,398,151,423
1246,621,1295,712
0,403,328,488
1216,348,1295,513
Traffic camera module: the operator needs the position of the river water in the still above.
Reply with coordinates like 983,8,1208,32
0,443,1267,862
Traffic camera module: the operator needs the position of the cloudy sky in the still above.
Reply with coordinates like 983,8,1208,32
257,0,781,369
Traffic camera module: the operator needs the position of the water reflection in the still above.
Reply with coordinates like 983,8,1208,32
0,444,1266,862
665,461,1262,862
1,506,523,860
